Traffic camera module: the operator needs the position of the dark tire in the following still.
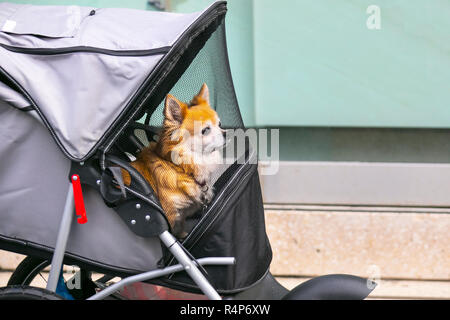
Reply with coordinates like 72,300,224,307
7,256,49,286
7,256,114,299
7,256,97,299
0,286,63,300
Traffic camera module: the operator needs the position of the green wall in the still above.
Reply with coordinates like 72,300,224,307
253,0,450,128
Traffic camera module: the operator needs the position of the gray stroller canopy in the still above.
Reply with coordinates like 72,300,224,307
0,2,221,161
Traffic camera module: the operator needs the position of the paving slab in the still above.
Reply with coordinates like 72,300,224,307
266,208,450,280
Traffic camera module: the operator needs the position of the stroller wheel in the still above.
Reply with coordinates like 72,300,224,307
7,256,113,299
0,286,63,300
7,256,50,286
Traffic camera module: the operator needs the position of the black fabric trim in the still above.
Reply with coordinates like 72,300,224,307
0,65,76,161
0,234,147,278
0,67,33,111
18,105,34,111
0,43,171,56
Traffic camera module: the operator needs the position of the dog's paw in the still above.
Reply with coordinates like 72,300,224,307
177,231,188,239
172,218,188,239
201,186,214,205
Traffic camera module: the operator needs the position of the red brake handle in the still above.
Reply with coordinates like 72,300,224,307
71,174,87,224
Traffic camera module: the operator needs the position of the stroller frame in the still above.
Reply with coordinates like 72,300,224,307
46,184,234,300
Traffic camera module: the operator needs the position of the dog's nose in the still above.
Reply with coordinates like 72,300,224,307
222,130,227,138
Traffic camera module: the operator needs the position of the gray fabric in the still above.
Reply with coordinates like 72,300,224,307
0,3,94,38
0,80,30,109
0,100,163,272
0,2,210,160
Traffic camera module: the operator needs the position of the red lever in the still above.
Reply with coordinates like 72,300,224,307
71,174,87,224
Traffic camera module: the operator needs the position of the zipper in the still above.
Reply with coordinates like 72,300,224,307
0,43,171,57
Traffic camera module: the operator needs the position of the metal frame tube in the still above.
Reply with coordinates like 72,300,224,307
159,231,223,300
88,257,235,300
44,188,233,300
46,185,75,292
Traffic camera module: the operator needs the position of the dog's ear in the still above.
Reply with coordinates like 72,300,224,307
192,83,210,105
164,94,185,124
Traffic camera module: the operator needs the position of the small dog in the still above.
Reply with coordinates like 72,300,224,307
122,83,225,238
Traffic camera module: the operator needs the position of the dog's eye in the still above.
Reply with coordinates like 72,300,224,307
201,126,210,135
218,121,222,127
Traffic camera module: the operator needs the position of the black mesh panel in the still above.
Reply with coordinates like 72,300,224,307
142,22,243,130
112,18,272,294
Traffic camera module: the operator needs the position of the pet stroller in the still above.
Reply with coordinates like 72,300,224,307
0,1,375,300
